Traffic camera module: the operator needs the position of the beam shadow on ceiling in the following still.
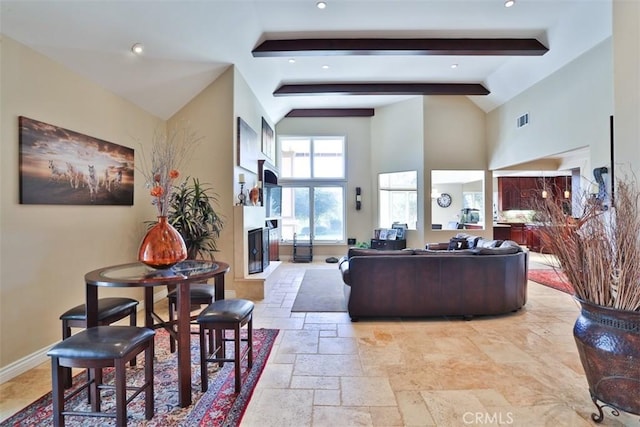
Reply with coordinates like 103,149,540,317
274,83,489,96
286,109,375,118
253,38,548,57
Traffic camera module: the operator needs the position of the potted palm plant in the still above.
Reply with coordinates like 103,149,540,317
535,174,640,423
167,177,224,260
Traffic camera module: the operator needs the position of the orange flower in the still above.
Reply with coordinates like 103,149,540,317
150,186,164,197
169,169,180,179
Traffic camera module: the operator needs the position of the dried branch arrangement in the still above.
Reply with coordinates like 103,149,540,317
535,176,640,311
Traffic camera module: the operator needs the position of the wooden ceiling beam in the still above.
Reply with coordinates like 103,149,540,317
274,83,489,96
286,108,375,118
253,38,548,57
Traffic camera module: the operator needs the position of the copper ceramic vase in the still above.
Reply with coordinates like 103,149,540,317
249,186,260,206
138,216,187,269
573,297,640,422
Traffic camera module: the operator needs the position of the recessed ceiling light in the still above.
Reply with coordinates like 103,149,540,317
316,1,327,9
322,64,329,69
451,63,459,69
131,43,144,55
288,58,296,63
504,0,515,7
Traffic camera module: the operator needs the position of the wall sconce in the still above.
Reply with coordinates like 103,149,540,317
355,187,362,210
564,176,571,199
541,172,548,198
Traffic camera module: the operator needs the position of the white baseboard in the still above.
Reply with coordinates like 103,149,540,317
0,291,168,384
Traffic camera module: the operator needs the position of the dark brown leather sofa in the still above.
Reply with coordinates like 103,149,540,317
339,239,528,321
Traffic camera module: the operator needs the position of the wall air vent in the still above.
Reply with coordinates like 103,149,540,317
517,113,529,128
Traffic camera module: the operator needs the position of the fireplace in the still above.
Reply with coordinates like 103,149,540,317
247,228,270,274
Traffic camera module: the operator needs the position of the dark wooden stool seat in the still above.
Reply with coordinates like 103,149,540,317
166,284,215,353
47,326,155,427
59,297,139,389
197,299,254,393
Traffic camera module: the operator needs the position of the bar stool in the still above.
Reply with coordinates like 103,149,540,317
166,284,215,353
47,326,155,427
197,299,254,393
59,297,139,389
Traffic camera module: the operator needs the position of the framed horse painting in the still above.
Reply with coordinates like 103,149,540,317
18,116,134,205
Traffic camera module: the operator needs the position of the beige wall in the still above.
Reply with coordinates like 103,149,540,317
613,0,640,173
487,40,614,174
371,98,425,248
0,36,162,373
423,96,489,242
166,66,236,281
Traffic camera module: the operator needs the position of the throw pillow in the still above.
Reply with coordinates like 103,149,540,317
477,239,503,248
448,237,469,250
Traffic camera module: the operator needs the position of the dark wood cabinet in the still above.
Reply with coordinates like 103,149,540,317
267,220,280,261
498,177,566,210
370,239,406,250
259,160,281,261
525,224,558,254
509,223,527,245
498,178,520,210
493,225,511,241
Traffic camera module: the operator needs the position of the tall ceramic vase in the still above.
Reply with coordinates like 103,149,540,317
138,216,187,269
573,297,640,423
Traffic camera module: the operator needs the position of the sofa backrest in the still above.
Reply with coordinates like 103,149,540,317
346,250,528,318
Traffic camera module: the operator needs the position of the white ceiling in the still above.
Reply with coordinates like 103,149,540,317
0,0,612,122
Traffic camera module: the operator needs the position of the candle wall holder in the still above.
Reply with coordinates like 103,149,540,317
237,183,246,206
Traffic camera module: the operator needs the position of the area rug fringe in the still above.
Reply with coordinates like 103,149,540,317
1,328,278,427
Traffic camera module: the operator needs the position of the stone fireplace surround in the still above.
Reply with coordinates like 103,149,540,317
233,206,280,299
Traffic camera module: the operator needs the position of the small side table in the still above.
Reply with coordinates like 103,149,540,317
370,239,406,250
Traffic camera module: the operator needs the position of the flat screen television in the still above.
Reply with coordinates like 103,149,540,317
265,183,281,218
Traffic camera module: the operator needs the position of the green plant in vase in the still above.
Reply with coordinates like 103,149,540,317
167,177,224,261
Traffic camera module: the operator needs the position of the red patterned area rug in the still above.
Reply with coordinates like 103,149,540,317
1,328,278,427
528,269,573,294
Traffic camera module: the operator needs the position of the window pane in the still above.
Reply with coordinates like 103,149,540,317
379,171,417,229
379,171,417,190
281,138,310,179
281,187,310,240
313,187,344,241
280,136,346,243
313,139,344,178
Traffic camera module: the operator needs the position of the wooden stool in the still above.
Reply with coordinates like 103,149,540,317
59,297,139,389
166,284,215,353
197,299,254,393
47,326,155,427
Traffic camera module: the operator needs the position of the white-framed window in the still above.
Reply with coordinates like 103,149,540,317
279,136,346,243
379,170,418,229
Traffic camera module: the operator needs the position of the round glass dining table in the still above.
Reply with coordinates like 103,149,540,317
85,260,230,407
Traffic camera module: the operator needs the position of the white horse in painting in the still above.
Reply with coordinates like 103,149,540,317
48,160,66,182
66,162,83,188
86,165,98,202
103,168,123,192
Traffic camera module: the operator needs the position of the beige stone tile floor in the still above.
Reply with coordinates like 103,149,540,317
1,253,637,426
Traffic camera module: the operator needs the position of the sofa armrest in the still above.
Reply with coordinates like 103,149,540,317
339,257,351,285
